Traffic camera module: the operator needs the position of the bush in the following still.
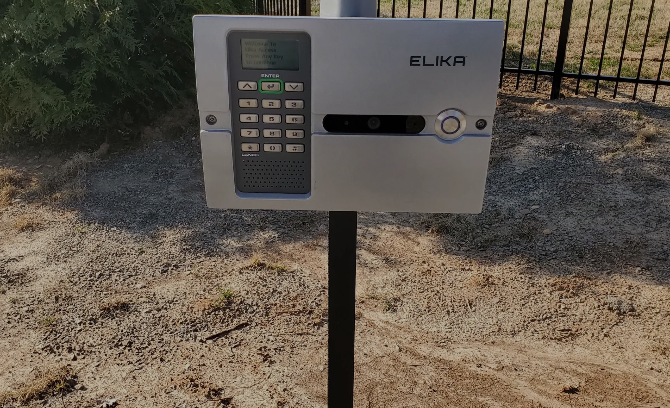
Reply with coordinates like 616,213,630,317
0,0,253,145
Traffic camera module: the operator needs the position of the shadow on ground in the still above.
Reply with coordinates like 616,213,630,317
68,95,669,282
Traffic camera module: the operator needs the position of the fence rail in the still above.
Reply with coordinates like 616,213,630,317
257,0,670,102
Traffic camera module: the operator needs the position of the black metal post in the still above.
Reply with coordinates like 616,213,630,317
299,0,309,15
328,211,357,408
551,0,574,99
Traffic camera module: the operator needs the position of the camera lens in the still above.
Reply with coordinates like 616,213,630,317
367,116,381,130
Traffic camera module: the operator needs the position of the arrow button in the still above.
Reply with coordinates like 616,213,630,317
285,82,304,92
238,81,257,91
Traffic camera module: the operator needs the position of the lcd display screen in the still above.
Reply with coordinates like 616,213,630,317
241,39,299,70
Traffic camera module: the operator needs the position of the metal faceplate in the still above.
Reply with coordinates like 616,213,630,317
193,16,504,213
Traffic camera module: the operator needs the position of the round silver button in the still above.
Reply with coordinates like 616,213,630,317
435,109,466,140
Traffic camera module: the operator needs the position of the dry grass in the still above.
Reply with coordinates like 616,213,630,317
0,168,32,207
246,257,288,273
99,296,131,317
37,152,95,200
12,214,42,232
168,375,229,402
0,366,76,405
193,288,235,314
468,273,498,288
625,127,658,149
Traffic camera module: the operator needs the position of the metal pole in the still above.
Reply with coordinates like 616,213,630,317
319,2,374,407
320,0,376,17
550,0,574,99
327,211,357,408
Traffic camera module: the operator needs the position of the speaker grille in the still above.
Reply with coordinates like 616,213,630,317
238,159,309,194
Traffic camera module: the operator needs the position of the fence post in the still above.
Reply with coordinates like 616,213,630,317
299,0,311,15
551,0,574,99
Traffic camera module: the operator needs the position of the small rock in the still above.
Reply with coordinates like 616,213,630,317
74,384,86,390
530,205,540,210
135,283,145,289
544,103,554,109
543,229,552,235
184,363,191,370
12,198,23,204
68,353,77,361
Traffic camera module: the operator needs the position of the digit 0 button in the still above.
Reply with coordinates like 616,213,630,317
264,144,282,152
435,109,466,140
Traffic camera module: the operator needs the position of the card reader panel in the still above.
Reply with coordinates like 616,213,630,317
227,31,312,194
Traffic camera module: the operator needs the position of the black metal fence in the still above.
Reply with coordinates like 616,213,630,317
256,0,309,15
257,0,669,102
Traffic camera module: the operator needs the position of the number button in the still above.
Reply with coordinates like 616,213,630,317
241,129,259,138
264,144,282,152
285,100,304,109
286,144,305,153
239,99,258,108
263,129,282,138
286,130,305,139
285,82,303,92
261,81,282,92
286,115,304,124
240,114,259,123
262,99,281,109
263,114,282,124
241,143,260,152
238,81,257,91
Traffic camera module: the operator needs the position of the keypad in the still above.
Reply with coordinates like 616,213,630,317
233,80,308,154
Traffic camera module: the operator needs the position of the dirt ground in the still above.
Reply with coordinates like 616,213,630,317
1,91,669,408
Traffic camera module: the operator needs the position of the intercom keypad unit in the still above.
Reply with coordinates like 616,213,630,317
227,31,311,194
194,16,504,212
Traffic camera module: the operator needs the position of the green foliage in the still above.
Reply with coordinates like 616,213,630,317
0,0,253,144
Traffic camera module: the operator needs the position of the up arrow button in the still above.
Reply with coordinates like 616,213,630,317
238,81,257,91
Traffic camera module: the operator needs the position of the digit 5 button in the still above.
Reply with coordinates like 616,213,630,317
435,109,466,140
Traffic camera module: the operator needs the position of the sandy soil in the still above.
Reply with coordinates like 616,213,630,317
1,94,669,408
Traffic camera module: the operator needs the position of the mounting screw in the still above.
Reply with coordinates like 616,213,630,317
475,119,487,130
205,115,217,125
